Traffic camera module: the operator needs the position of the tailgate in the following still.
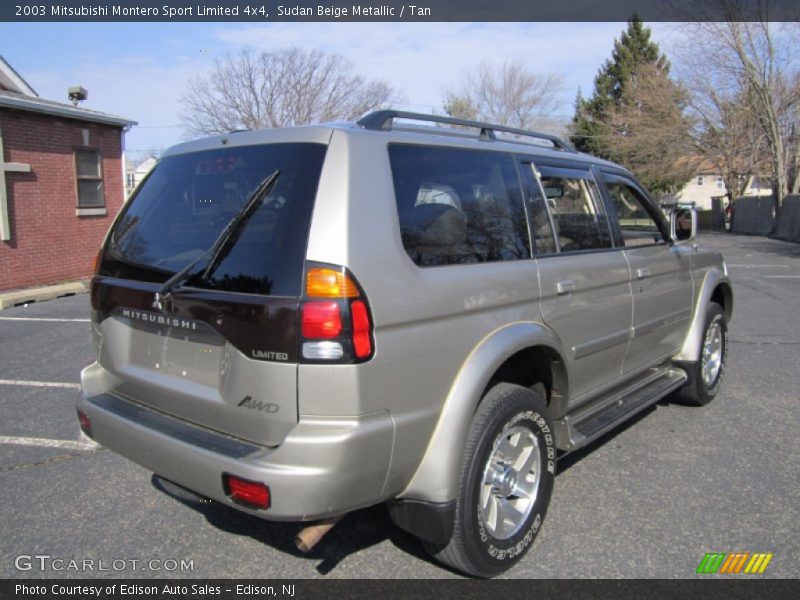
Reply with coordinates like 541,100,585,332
91,278,299,447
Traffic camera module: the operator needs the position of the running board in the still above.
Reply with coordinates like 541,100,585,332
554,366,687,452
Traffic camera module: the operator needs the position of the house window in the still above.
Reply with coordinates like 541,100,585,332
716,176,724,189
696,176,704,186
75,149,104,208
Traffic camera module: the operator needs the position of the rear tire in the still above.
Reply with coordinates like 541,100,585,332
424,383,555,578
674,302,727,406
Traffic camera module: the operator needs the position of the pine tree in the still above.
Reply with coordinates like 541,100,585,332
571,16,669,156
570,16,692,195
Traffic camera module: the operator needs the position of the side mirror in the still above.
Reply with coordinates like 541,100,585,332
670,208,697,242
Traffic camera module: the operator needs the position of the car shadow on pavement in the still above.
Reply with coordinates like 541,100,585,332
555,405,656,475
149,474,435,576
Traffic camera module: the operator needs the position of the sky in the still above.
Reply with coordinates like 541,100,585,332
0,21,680,161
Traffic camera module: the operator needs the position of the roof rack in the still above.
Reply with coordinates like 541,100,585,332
356,110,576,153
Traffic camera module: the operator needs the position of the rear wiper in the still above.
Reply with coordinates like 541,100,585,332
157,169,280,301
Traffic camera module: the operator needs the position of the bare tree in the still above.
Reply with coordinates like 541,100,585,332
443,60,564,131
181,47,399,136
604,62,696,195
689,83,768,200
675,5,800,213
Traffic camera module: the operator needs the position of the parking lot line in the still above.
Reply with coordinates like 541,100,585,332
763,275,800,279
0,317,90,322
726,264,793,268
0,379,80,389
0,435,98,451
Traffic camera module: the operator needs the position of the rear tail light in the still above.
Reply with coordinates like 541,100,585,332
300,263,374,363
302,341,345,360
350,300,372,359
301,302,342,339
223,474,270,510
77,409,93,437
306,267,360,298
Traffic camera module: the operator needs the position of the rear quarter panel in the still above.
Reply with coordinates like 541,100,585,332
301,130,551,499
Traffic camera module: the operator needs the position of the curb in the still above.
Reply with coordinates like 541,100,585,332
0,280,90,310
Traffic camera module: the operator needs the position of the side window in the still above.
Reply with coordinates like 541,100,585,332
388,145,530,267
535,166,613,252
603,177,665,247
75,148,104,208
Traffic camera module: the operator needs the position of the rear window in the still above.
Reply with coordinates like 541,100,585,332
104,143,326,296
389,144,530,267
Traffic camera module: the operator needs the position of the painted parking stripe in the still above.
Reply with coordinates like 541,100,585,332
726,264,792,268
0,379,80,389
763,275,800,279
0,436,98,451
0,317,90,322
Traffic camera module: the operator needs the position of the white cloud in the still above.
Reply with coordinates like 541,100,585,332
18,21,674,153
213,22,629,116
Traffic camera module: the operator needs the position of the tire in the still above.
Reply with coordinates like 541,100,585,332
424,383,556,578
674,302,728,406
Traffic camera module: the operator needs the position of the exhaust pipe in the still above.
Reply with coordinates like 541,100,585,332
294,516,343,553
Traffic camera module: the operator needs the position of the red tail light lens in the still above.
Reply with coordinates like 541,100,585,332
224,474,270,510
300,263,374,363
302,302,342,339
77,409,93,437
351,300,372,359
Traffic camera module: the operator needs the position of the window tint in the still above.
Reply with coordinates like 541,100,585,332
105,143,326,296
603,177,664,247
388,145,530,266
536,166,612,251
75,149,104,208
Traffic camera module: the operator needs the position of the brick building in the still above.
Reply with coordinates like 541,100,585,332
0,55,136,292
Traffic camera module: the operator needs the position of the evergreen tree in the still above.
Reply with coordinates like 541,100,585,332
571,16,669,156
571,16,692,194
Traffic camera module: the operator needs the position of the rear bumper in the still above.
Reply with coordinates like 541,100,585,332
78,369,395,521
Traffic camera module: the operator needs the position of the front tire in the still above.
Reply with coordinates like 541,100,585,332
675,302,728,406
425,383,556,578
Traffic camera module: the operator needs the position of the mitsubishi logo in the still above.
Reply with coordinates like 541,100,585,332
152,292,165,312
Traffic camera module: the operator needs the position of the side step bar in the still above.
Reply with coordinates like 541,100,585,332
554,366,687,453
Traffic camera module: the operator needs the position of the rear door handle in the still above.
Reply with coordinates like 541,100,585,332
556,280,576,294
637,268,651,279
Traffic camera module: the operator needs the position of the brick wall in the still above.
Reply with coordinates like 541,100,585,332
0,109,125,291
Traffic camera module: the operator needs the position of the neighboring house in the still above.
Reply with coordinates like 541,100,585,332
677,170,772,211
124,158,136,196
0,55,136,292
125,155,157,196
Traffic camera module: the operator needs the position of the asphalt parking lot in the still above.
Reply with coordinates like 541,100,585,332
0,232,798,579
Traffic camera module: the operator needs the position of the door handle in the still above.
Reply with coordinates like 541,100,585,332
637,268,651,279
556,280,576,294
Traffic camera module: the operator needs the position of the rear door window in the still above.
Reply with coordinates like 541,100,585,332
388,144,530,266
105,143,326,296
535,165,613,252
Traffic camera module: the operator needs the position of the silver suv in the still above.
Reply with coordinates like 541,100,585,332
77,111,732,577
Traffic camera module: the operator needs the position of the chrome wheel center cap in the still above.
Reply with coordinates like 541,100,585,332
494,467,518,497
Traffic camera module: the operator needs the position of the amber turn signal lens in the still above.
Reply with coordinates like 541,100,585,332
92,250,102,273
306,267,359,298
